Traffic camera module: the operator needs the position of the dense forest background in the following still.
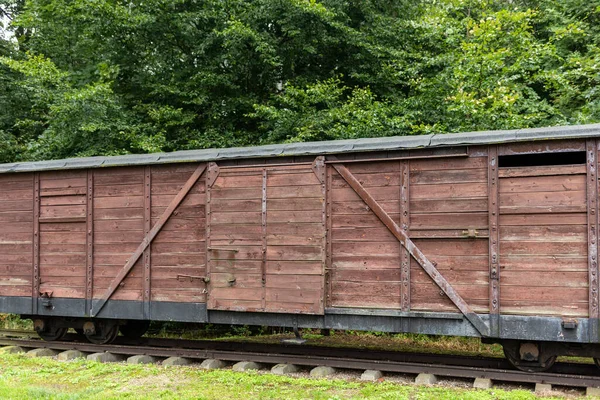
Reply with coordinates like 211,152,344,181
0,0,598,162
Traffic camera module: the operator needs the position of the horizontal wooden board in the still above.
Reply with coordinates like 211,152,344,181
94,219,144,232
333,242,399,258
211,212,261,225
268,172,320,187
413,238,489,256
501,271,588,288
94,184,143,197
0,190,34,201
0,199,34,212
411,183,487,199
410,213,488,230
40,176,86,190
410,168,487,185
266,246,322,261
267,210,322,224
0,211,32,223
499,191,586,209
209,260,262,274
500,240,587,256
499,213,587,226
40,205,85,219
94,208,143,220
498,165,586,178
410,198,488,214
267,186,322,199
265,261,322,275
499,174,585,194
499,255,588,272
410,157,486,172
265,288,320,305
501,286,588,302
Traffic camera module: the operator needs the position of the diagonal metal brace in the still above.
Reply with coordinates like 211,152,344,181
91,163,208,317
332,163,490,337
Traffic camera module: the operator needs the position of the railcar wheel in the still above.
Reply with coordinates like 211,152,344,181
38,326,68,341
503,341,556,372
119,321,150,339
594,358,600,369
85,322,120,345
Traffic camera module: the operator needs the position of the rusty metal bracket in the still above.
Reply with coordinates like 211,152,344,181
331,162,490,337
206,162,220,188
311,156,326,184
91,163,208,317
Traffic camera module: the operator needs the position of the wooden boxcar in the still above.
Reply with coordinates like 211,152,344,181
1,123,600,371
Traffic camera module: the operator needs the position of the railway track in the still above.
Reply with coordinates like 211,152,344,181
1,329,599,394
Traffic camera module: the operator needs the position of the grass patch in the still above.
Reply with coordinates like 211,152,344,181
0,314,32,330
0,352,566,399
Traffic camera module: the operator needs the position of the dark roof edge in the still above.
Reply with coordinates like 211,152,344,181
1,123,599,173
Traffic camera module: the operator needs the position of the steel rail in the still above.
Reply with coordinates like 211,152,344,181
1,335,599,389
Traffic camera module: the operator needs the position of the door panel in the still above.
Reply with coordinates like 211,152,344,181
207,165,325,314
498,165,588,317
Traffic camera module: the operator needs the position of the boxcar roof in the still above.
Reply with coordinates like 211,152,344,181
2,123,600,173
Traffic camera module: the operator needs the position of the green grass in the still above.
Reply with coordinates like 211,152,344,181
0,352,570,400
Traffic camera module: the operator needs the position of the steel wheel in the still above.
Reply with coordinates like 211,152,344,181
38,326,68,341
503,342,556,373
85,323,119,345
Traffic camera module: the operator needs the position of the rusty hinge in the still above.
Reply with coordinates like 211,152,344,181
177,274,210,283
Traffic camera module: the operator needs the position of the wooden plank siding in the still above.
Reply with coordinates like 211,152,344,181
408,156,490,313
0,173,34,297
498,164,589,317
39,170,87,299
329,161,403,309
207,165,325,314
0,142,598,327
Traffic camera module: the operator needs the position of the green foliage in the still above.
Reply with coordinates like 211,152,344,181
0,0,599,162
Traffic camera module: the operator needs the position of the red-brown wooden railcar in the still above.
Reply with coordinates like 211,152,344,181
1,123,600,371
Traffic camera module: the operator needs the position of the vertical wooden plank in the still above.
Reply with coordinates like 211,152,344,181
86,170,94,315
143,166,151,318
588,139,599,342
32,173,40,314
488,146,500,337
400,160,410,311
261,168,267,310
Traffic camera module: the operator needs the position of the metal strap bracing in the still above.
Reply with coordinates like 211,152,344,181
32,173,40,314
331,163,490,337
91,163,208,317
587,140,599,342
488,146,500,337
399,160,410,311
85,170,94,315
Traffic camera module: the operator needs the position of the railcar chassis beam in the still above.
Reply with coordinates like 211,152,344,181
331,162,490,337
